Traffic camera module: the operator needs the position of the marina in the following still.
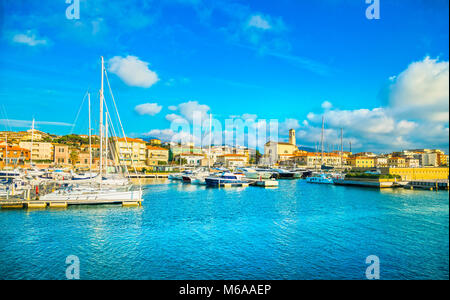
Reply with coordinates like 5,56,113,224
0,178,448,280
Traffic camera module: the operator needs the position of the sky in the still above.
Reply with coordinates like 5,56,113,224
0,0,448,153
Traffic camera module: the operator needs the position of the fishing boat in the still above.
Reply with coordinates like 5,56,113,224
306,173,334,184
205,173,245,187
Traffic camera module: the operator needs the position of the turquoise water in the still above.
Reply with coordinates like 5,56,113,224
0,180,448,280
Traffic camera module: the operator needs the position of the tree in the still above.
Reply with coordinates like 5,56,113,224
69,150,79,167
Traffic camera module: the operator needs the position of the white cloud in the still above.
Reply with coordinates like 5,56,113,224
321,101,333,110
134,103,162,116
247,15,272,30
143,128,199,144
12,30,49,46
177,101,210,122
389,56,449,122
168,105,178,111
165,113,183,122
108,55,159,88
230,113,258,120
0,119,72,128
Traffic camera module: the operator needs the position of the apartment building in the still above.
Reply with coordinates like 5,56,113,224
113,137,147,167
19,141,54,161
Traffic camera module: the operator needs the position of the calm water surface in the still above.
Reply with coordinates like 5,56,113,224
0,179,448,280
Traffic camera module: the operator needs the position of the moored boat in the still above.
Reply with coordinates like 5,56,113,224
205,173,245,187
306,173,334,184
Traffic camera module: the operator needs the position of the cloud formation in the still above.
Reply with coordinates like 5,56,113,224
11,30,49,46
169,101,210,122
135,103,163,116
108,56,159,88
388,56,449,122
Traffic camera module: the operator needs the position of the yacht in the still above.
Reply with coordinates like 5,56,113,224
306,173,334,184
0,169,21,178
40,184,142,202
205,173,245,187
271,168,301,179
239,168,272,180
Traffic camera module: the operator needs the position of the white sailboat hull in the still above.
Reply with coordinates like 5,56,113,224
40,189,142,202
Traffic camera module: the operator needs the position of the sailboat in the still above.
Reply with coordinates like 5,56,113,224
306,116,334,184
41,57,142,202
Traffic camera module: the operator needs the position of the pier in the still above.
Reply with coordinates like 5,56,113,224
405,180,449,191
0,199,143,209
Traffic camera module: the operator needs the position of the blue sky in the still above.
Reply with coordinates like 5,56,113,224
0,0,448,152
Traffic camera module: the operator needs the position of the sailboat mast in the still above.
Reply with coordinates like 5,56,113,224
99,56,104,177
321,116,324,166
105,111,108,173
340,128,343,168
208,113,212,171
88,92,92,179
30,118,34,166
5,134,8,179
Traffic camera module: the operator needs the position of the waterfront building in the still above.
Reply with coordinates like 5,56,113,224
263,129,299,165
374,157,389,167
388,157,407,168
380,167,449,181
292,152,342,168
421,152,439,167
170,144,203,159
351,152,377,158
113,137,147,167
53,144,70,165
146,146,169,166
437,152,448,166
216,154,248,167
347,157,375,168
0,145,30,165
149,138,162,145
19,141,54,161
178,153,205,166
405,158,420,168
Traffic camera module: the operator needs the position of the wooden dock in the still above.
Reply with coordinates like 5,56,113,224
247,179,279,188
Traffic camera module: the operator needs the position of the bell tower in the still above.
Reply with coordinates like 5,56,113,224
289,129,296,146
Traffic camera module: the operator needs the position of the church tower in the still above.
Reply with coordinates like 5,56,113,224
289,129,296,146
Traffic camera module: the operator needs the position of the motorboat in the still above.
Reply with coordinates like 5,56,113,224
306,173,334,184
270,168,300,179
0,169,22,178
205,172,245,187
239,168,272,180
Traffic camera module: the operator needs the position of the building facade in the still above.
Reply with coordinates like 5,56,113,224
19,141,54,161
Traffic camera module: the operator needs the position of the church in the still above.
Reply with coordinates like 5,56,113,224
263,129,299,165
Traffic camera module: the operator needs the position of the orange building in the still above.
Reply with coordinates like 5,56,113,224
0,145,31,165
